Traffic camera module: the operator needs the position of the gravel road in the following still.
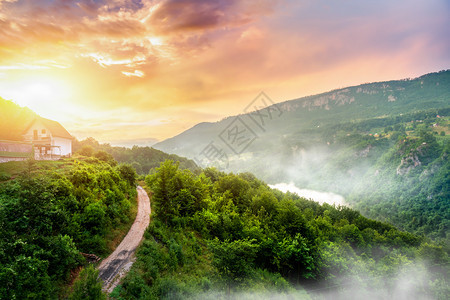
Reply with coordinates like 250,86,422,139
97,186,151,293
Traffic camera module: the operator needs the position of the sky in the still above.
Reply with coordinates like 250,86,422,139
0,0,449,146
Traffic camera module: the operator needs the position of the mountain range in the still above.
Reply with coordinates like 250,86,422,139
154,70,450,167
154,70,450,243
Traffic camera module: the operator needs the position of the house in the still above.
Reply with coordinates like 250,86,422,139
22,117,73,160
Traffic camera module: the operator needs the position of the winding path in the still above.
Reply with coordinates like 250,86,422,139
97,186,151,293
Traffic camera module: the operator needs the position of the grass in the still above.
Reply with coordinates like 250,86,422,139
0,158,76,180
0,155,123,180
0,151,32,158
0,160,26,178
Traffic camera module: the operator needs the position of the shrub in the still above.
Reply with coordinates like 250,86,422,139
69,265,106,300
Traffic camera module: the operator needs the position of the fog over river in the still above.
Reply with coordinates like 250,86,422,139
268,182,347,207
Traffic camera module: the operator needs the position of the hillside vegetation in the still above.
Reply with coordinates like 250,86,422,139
0,97,37,141
111,161,449,299
0,157,137,298
271,109,450,244
153,71,450,245
73,137,199,175
348,126,449,242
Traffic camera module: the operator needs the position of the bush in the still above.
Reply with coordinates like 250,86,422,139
77,145,95,157
0,172,10,181
69,265,106,300
117,164,137,187
0,158,137,298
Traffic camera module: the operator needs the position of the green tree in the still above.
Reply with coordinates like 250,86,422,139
78,145,95,157
94,150,117,166
275,233,316,281
69,265,106,300
0,255,52,299
146,160,180,224
117,163,137,187
209,238,258,290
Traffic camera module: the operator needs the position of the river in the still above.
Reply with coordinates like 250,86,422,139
268,182,347,207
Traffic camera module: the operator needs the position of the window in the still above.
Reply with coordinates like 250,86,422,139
42,129,46,134
33,130,38,140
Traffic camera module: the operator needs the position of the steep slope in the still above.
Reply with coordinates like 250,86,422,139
112,161,449,299
0,97,37,140
153,71,450,244
154,70,450,162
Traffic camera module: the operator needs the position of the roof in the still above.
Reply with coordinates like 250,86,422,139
22,117,73,139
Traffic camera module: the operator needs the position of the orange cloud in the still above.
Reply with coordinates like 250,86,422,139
0,0,448,145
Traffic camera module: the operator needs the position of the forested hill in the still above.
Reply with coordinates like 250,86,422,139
0,157,138,298
112,161,449,299
151,70,450,246
154,70,450,158
1,158,448,299
73,137,199,175
0,97,37,140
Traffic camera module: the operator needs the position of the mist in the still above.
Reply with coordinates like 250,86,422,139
228,142,375,199
309,261,443,300
180,260,444,300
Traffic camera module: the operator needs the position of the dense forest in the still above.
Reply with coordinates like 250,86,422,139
73,137,199,175
347,127,449,242
151,71,450,249
111,161,449,299
1,156,448,299
156,104,450,247
0,157,137,298
280,109,450,245
0,154,448,299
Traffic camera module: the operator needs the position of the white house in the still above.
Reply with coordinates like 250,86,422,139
22,117,73,159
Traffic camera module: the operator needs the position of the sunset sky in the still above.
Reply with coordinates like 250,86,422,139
0,0,449,146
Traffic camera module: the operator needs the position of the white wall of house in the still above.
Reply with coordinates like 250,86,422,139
52,137,72,156
23,120,72,157
23,120,49,142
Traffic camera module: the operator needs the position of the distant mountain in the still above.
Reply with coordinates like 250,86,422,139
154,70,450,243
154,70,450,166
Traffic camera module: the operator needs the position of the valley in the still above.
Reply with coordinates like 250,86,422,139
268,182,347,207
1,1,449,298
0,71,448,299
153,70,450,245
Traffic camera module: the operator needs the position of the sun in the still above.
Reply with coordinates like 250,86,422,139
149,37,163,46
0,74,75,121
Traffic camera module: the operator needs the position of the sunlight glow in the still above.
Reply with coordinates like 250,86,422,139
149,37,163,46
0,75,75,121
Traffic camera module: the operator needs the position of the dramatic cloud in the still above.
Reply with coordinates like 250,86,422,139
0,0,448,144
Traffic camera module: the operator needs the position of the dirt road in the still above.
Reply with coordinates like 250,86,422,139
97,186,151,293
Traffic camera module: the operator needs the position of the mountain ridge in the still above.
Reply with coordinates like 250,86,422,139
154,69,450,159
152,70,450,244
